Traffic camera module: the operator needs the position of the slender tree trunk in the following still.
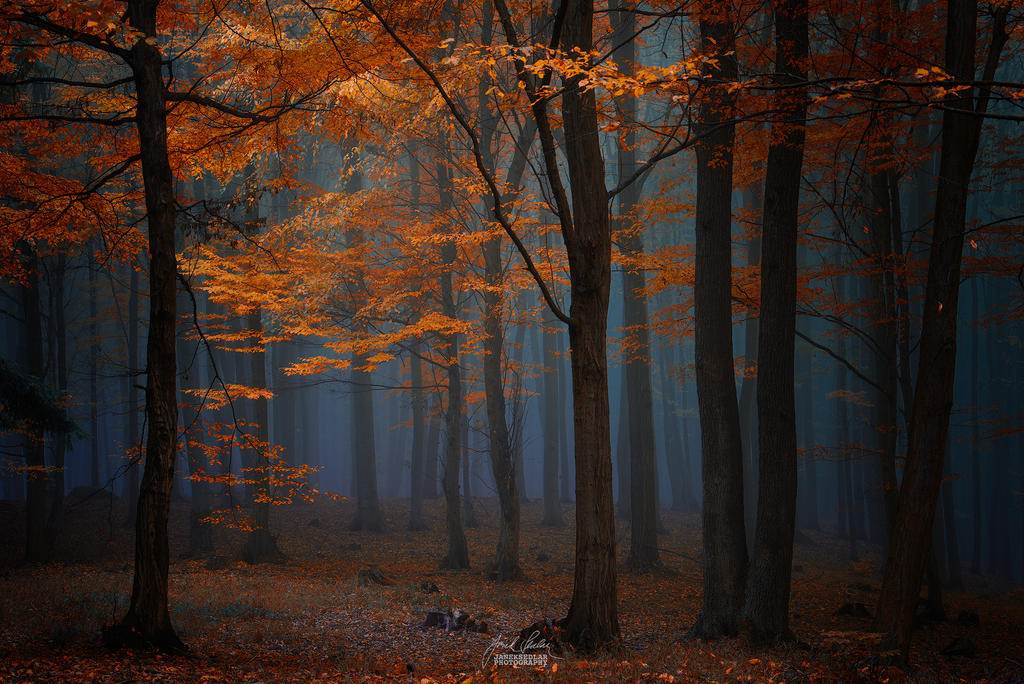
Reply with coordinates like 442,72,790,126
425,399,440,500
553,0,618,649
244,308,285,558
481,242,521,575
874,0,1007,657
691,6,747,639
105,3,185,649
461,411,477,527
738,228,760,553
941,436,963,588
89,249,101,487
868,136,900,552
350,358,384,532
177,287,213,555
125,261,141,522
615,370,630,517
437,151,469,569
542,309,564,526
46,256,68,553
969,278,981,574
409,341,427,530
558,333,573,503
19,242,47,563
796,338,819,530
609,0,658,570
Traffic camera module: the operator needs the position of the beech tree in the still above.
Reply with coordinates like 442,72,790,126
874,0,1010,658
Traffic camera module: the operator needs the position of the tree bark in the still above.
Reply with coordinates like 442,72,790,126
542,310,564,527
350,358,384,532
743,0,809,645
409,341,427,530
244,308,286,558
691,6,747,640
553,0,618,649
125,260,141,522
610,0,658,571
874,0,1007,657
19,242,47,563
437,151,469,569
89,245,102,488
105,1,184,650
45,255,68,554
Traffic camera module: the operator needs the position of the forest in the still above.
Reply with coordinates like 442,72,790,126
0,0,1022,681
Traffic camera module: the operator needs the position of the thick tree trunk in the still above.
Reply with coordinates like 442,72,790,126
19,242,47,563
743,0,808,645
105,3,184,650
557,0,618,649
691,7,747,640
874,0,1007,657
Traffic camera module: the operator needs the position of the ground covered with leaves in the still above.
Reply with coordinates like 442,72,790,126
1,494,1022,682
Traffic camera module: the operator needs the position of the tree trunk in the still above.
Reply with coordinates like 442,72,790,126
615,370,630,518
874,0,1007,657
742,0,808,645
177,286,214,555
796,338,819,530
737,226,760,553
105,3,184,649
46,255,68,554
969,278,981,574
424,399,440,500
409,341,427,530
19,242,47,563
461,411,477,527
558,333,573,503
542,310,564,527
125,260,141,522
88,247,101,488
691,6,747,640
481,239,521,576
611,0,658,569
437,151,469,569
244,308,285,559
350,359,384,532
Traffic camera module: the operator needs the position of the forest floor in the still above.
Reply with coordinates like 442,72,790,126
0,493,1022,682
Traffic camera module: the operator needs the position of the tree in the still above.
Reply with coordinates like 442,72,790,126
874,0,1009,658
743,0,809,645
690,4,748,640
610,0,658,573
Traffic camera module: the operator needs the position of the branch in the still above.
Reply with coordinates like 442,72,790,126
795,329,887,397
359,0,570,325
